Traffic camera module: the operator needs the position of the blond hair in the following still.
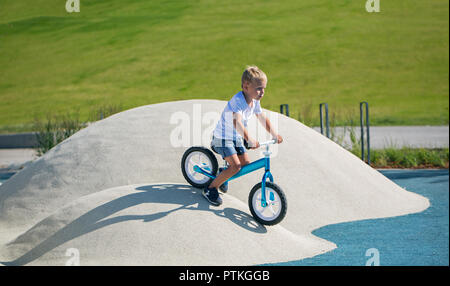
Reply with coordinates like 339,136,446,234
241,65,267,87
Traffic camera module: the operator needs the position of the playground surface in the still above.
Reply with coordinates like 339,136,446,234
268,169,449,266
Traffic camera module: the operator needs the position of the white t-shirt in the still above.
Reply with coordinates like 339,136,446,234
213,91,262,140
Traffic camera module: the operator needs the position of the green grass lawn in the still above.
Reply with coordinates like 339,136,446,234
0,0,448,133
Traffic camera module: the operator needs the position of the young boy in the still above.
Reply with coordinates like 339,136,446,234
204,66,283,206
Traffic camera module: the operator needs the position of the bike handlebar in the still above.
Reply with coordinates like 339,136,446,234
259,139,277,146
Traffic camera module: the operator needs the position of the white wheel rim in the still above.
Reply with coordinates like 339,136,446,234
185,151,213,185
252,186,282,222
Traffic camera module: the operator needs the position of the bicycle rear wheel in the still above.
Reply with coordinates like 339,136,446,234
181,146,218,188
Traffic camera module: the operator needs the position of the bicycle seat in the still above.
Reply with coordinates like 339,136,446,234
211,140,250,153
210,144,220,155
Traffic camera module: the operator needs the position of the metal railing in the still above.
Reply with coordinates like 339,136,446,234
319,103,330,138
280,104,290,117
280,101,371,165
360,101,371,165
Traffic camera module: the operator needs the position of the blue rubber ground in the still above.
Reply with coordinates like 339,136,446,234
0,171,15,185
268,169,449,266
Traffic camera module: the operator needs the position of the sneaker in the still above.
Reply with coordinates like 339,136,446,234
218,167,228,193
202,187,222,206
219,182,228,193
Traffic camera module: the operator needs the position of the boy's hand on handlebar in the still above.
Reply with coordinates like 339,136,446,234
248,139,260,149
275,134,283,144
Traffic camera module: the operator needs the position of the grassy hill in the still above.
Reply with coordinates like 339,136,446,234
0,0,448,132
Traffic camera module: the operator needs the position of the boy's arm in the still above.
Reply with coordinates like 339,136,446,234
233,112,260,148
256,113,283,143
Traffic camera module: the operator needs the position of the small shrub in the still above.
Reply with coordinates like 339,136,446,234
33,104,124,156
401,152,418,168
88,103,123,122
33,112,83,156
384,148,402,165
368,147,449,168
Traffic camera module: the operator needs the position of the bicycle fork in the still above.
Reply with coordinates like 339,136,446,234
261,158,274,207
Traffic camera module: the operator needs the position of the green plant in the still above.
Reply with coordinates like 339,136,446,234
400,151,418,168
33,112,83,156
371,150,388,167
33,104,125,156
296,102,315,127
367,147,449,168
348,125,361,158
88,103,124,122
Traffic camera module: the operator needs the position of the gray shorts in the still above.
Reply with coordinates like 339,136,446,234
210,136,247,159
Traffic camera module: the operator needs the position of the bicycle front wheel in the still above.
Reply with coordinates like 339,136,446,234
248,182,287,225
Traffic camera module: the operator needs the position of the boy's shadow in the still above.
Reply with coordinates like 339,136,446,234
1,183,266,266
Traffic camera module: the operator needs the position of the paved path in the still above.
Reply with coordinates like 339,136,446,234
312,126,449,149
0,149,36,184
0,148,37,169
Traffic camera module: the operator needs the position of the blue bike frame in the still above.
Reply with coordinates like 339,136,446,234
193,156,274,207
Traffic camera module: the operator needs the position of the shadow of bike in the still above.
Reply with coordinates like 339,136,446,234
2,183,266,265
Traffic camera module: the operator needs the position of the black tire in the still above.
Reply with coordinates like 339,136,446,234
181,146,218,188
248,182,287,225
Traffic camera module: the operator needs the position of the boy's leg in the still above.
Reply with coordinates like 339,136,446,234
237,153,251,166
216,146,250,191
208,154,242,189
218,153,249,193
218,164,228,193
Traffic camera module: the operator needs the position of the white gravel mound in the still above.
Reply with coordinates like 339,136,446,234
0,100,429,265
